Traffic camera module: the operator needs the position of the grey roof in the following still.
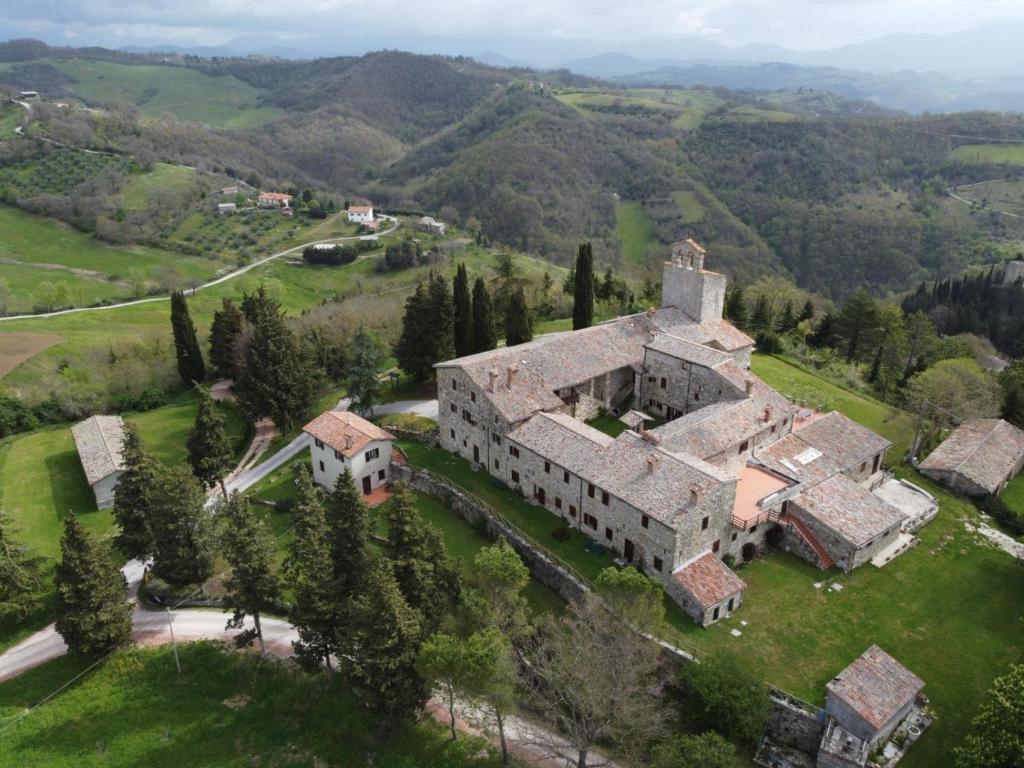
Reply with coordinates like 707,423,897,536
919,419,1024,495
506,412,613,477
793,411,892,473
644,333,734,369
71,415,127,486
792,474,903,547
756,433,845,486
827,645,924,731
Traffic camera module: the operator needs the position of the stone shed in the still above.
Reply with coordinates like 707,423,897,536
919,418,1024,497
71,415,127,509
668,550,746,626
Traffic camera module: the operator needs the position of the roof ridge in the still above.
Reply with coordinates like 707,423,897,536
93,415,120,473
950,419,1004,473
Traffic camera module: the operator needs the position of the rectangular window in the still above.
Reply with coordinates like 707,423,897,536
653,556,663,572
770,424,776,434
544,461,551,474
452,378,457,389
584,513,598,530
660,377,667,389
364,447,380,462
470,391,476,402
450,428,456,439
873,454,881,473
694,391,700,401
509,445,520,458
535,486,545,504
450,403,457,413
334,449,343,460
587,483,595,498
564,470,570,483
604,527,613,541
739,441,749,453
318,460,325,472
860,461,868,473
314,438,324,449
378,469,386,480
511,470,520,483
731,532,737,541
641,514,649,529
494,459,500,470
569,504,577,518
712,539,720,553
555,497,562,509
727,598,734,611
713,606,720,621
601,491,609,506
701,516,709,531
492,433,500,444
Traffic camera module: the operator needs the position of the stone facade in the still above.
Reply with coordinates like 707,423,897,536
666,572,744,625
638,349,741,421
787,499,900,572
661,239,727,324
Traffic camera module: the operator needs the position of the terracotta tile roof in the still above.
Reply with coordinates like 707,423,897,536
794,411,891,473
919,419,1024,495
71,415,126,485
672,551,746,609
792,474,903,547
303,411,394,458
258,191,293,201
827,645,924,731
348,205,373,213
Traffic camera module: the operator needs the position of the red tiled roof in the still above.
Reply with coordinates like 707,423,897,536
303,411,394,457
827,645,924,731
258,192,293,201
348,205,373,213
672,552,746,609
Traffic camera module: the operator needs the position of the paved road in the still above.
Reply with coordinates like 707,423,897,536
0,216,399,323
372,399,439,421
220,432,311,500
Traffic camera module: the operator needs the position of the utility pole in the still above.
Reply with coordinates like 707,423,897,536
166,608,181,674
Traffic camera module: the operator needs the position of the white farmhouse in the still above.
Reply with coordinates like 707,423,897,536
71,415,127,509
347,205,374,223
303,411,395,495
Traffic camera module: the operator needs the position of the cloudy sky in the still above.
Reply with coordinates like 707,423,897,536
1,0,1021,59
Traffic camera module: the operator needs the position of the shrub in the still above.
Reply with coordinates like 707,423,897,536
302,244,359,266
976,494,1024,536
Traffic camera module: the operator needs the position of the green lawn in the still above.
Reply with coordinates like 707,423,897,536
949,144,1024,165
48,59,286,129
555,88,726,131
614,200,657,265
1000,471,1024,516
0,643,505,767
119,163,200,211
585,414,628,437
672,190,706,224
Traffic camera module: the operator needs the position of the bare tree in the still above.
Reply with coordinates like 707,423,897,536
522,595,668,767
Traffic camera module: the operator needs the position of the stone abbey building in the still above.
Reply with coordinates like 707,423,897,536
436,240,916,625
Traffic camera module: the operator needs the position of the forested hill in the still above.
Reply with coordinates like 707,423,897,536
3,39,1024,298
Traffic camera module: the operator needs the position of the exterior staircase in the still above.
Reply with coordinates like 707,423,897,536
779,513,835,570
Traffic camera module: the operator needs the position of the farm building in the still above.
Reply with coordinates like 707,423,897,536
257,192,293,209
347,205,374,223
304,411,395,496
919,418,1024,496
217,203,237,214
71,415,127,509
416,216,446,235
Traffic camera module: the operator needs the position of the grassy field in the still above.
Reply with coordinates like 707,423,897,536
951,178,1024,219
723,104,799,123
556,88,727,131
0,643,505,768
949,143,1024,165
1000,471,1024,515
614,200,657,265
47,59,285,129
119,163,201,211
672,189,706,224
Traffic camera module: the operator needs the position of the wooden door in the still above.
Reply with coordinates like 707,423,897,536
362,476,372,494
624,538,635,562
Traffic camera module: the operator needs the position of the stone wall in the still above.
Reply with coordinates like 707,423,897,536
764,694,826,754
639,350,742,420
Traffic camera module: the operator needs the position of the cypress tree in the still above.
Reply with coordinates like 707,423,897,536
395,283,434,380
0,512,46,621
208,298,244,379
427,271,455,367
836,288,880,361
778,300,796,333
187,383,234,496
505,285,533,346
148,465,214,587
471,277,497,353
725,287,748,328
345,558,425,720
572,242,594,330
222,493,282,654
170,290,206,385
808,312,837,349
325,468,372,602
54,514,132,659
453,263,473,357
112,423,159,559
288,466,339,672
347,326,386,416
240,285,278,325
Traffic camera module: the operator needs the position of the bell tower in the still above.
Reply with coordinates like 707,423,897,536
661,239,726,323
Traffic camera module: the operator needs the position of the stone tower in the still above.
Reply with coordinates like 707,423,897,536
661,239,726,323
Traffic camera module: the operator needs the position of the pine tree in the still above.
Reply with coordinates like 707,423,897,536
750,295,774,332
187,383,234,496
54,514,132,659
427,271,455,366
148,465,215,587
112,423,159,559
208,298,244,379
325,468,372,602
170,290,206,385
573,242,595,330
471,277,497,353
288,466,339,672
387,483,461,633
221,493,282,654
346,558,425,720
0,512,45,621
347,326,385,416
724,287,748,328
808,312,837,349
505,285,533,346
778,300,796,333
453,263,473,357
835,288,880,361
240,285,278,325
597,266,614,300
395,283,434,380
797,299,815,324
235,296,319,431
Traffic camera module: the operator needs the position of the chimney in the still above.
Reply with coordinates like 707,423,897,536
744,379,754,396
506,365,518,390
646,454,660,473
344,433,353,450
488,369,499,393
689,484,701,506
640,430,661,446
763,404,773,423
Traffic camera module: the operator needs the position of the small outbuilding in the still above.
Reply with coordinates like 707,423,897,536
71,415,127,509
303,410,395,495
919,418,1024,496
217,203,237,214
416,215,446,235
668,551,746,626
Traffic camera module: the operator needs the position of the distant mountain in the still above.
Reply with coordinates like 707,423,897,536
472,51,531,69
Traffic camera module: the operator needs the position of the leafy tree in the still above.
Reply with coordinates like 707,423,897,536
111,423,159,559
808,311,837,349
473,539,530,641
170,290,206,385
208,298,245,379
595,566,664,633
677,652,771,747
724,287,747,328
464,627,518,764
418,633,470,740
54,514,132,659
453,263,473,357
651,732,738,768
395,283,435,380
835,288,880,361
797,299,815,324
326,468,373,603
1001,360,1024,430
573,243,595,330
148,465,214,587
221,493,282,654
387,483,461,633
346,559,425,721
288,466,339,672
0,512,45,621
0,395,38,438
236,295,319,431
955,663,1024,768
240,285,278,325
777,300,796,333
505,285,533,346
750,294,774,333
872,305,910,400
347,326,385,416
187,384,234,496
906,358,1001,427
471,277,497,353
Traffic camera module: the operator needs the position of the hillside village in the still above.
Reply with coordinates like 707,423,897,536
0,38,1023,768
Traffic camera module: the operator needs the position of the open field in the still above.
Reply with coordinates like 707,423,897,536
614,200,656,265
672,189,706,224
949,143,1024,165
119,163,201,211
46,59,286,129
951,178,1024,219
0,332,63,377
1001,471,1024,515
555,88,727,131
0,643,505,768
